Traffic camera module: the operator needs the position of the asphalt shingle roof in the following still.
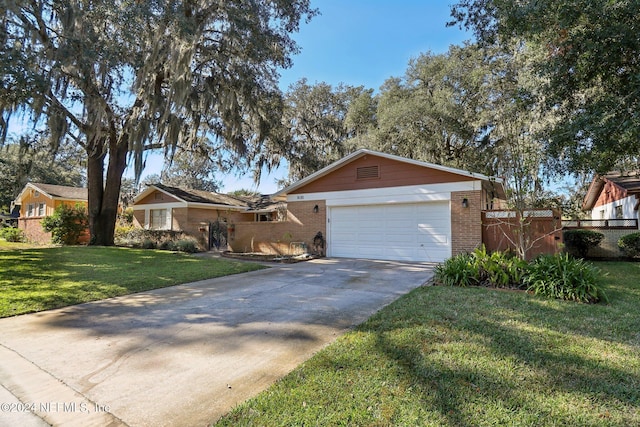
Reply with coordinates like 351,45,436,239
29,183,88,200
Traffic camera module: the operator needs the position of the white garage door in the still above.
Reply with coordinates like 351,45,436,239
329,202,451,262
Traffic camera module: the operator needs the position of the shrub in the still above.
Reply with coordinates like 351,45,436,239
141,238,156,249
434,252,479,287
471,246,528,289
434,246,527,289
41,204,88,245
618,232,640,258
524,253,607,303
174,239,199,253
563,229,604,258
0,227,25,242
159,240,177,251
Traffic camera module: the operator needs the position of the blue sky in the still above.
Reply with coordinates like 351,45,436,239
141,1,473,193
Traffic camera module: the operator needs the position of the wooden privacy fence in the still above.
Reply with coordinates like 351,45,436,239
481,209,563,259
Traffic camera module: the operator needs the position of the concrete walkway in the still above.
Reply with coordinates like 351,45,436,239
0,258,434,426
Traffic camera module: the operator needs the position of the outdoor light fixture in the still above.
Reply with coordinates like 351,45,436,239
313,204,319,213
462,198,469,208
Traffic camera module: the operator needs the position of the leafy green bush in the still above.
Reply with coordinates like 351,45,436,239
434,246,526,289
435,248,607,304
472,246,528,289
563,229,604,258
0,227,25,242
141,238,156,249
159,240,177,251
618,232,640,258
434,252,479,287
174,239,199,253
524,253,607,303
41,204,88,245
114,228,200,250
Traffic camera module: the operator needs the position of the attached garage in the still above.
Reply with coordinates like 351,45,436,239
329,202,451,262
268,149,506,262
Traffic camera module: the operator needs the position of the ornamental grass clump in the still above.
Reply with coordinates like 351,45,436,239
434,246,526,289
433,252,479,287
435,248,607,304
524,253,607,303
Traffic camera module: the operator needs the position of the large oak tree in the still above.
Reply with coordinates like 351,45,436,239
1,0,316,245
450,0,640,174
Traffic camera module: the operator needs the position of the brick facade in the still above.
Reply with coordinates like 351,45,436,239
19,217,53,244
450,190,483,255
17,199,89,244
133,206,247,248
229,201,327,255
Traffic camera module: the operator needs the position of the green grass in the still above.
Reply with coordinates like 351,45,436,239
216,262,640,426
0,239,45,251
0,246,266,317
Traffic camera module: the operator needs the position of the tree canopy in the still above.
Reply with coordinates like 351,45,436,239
278,79,369,182
450,0,640,174
0,136,85,211
2,0,316,244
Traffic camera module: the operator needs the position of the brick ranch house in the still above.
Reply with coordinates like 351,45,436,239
131,184,284,250
13,182,89,243
264,149,506,262
134,150,506,262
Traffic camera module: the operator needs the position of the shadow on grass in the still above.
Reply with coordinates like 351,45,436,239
0,246,265,317
359,283,640,425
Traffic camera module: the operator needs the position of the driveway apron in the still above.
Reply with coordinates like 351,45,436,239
0,258,434,426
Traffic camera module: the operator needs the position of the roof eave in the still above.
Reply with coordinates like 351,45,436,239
275,149,504,196
582,175,605,211
186,202,248,211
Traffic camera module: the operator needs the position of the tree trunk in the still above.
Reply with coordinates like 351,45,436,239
86,136,128,246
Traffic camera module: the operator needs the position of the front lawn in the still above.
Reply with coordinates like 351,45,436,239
0,246,265,317
216,261,640,426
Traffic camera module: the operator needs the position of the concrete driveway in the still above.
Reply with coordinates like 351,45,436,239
0,258,434,427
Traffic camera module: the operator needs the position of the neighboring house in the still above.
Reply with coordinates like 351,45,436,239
582,172,640,228
231,149,506,262
13,183,88,243
131,184,283,249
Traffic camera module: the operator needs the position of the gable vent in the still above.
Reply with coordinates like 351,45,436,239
356,165,379,180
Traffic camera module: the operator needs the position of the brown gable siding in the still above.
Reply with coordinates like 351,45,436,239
136,189,181,205
290,154,476,194
594,180,628,208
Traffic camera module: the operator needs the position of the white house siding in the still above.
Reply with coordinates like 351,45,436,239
590,195,639,228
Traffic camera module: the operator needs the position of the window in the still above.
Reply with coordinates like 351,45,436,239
27,204,34,217
150,209,167,229
37,203,45,216
255,213,271,222
154,192,163,200
599,210,605,220
615,205,624,219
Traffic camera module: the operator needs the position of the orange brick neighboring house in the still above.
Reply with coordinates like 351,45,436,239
13,183,88,244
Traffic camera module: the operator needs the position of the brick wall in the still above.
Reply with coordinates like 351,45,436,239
19,218,52,244
230,200,327,255
451,190,483,255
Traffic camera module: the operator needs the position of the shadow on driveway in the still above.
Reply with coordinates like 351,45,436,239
0,258,434,427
